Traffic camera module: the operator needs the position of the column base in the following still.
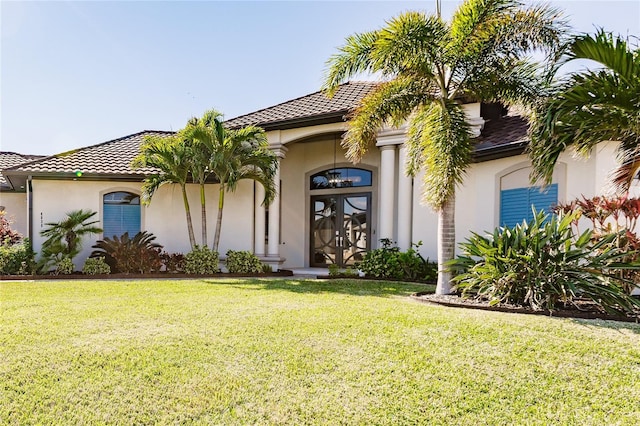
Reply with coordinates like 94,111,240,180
258,255,286,271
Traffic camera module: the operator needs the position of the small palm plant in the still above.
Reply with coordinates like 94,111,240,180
39,209,102,272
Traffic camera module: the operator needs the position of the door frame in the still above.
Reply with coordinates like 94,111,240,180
305,162,378,268
310,192,372,267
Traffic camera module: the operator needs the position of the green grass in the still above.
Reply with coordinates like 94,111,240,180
2,278,639,425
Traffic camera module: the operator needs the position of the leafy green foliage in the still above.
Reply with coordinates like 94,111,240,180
0,211,22,245
0,239,35,275
529,29,640,191
184,246,219,275
358,239,436,282
82,257,111,275
328,264,340,277
54,258,74,275
91,232,163,274
225,250,262,274
449,209,640,315
38,209,102,272
160,252,185,273
261,263,273,273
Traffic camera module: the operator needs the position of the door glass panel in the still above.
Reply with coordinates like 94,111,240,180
312,197,337,265
341,196,368,265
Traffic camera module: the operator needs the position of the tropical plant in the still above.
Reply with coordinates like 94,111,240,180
529,29,640,191
181,109,224,246
91,231,163,274
132,134,198,250
184,246,219,275
0,211,22,245
39,209,102,271
225,250,263,274
160,252,185,273
449,209,640,315
555,195,640,293
323,0,568,294
82,256,111,275
186,110,278,253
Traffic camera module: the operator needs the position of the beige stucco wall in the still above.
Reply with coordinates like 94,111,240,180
30,179,254,270
0,191,28,237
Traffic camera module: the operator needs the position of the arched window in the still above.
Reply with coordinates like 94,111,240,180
310,167,372,190
103,192,140,238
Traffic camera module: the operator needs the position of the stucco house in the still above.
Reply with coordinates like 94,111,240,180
0,82,628,271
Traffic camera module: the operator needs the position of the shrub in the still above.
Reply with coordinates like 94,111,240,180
262,263,273,273
185,246,219,274
82,257,111,275
358,239,435,281
0,239,35,275
160,252,185,273
55,257,74,275
449,209,640,315
225,250,262,274
328,263,340,277
91,231,163,274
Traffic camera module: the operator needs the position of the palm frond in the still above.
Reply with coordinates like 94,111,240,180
322,31,380,96
406,100,472,209
570,29,639,83
342,78,437,163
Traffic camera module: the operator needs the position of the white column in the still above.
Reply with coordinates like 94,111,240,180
267,150,285,259
254,182,266,256
397,144,413,250
378,145,396,242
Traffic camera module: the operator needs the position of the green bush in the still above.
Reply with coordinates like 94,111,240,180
82,257,111,275
449,209,640,315
225,250,262,274
185,246,219,275
0,239,35,275
262,263,273,273
358,239,436,281
91,232,163,274
55,257,74,275
328,263,340,277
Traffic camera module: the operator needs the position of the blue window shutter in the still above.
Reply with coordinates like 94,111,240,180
500,184,558,228
500,187,530,228
103,204,140,238
528,184,558,220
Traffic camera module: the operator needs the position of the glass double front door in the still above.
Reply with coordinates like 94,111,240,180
311,193,370,267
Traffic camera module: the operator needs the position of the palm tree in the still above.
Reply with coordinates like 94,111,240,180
206,123,278,253
529,29,640,191
132,134,197,250
181,109,225,247
323,0,567,294
40,209,102,262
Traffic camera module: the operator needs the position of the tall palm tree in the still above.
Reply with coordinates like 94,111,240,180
323,0,567,294
181,109,225,247
132,134,197,250
529,29,640,191
40,209,102,261
207,123,278,253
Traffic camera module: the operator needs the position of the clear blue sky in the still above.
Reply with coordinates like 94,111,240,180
2,1,639,155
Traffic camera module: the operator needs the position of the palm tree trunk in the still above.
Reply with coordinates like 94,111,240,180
212,184,225,253
436,194,455,295
181,184,197,250
200,183,207,246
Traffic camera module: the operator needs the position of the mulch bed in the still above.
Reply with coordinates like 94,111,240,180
412,292,640,324
0,270,293,281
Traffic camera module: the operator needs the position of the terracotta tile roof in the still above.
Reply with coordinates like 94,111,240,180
0,152,44,188
473,115,529,161
5,131,173,178
224,81,379,129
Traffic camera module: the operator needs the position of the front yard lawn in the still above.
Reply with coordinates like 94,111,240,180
2,278,639,424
